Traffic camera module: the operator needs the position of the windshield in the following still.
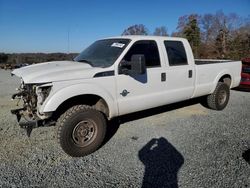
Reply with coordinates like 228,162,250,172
74,39,130,67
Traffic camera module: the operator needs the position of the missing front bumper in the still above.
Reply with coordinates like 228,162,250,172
11,108,25,122
11,108,55,137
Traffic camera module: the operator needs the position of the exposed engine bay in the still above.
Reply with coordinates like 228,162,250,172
11,82,37,121
11,79,54,136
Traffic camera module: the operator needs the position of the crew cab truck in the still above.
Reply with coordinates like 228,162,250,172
11,36,241,157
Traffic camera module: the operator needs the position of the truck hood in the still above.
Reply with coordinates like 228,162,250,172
12,61,103,84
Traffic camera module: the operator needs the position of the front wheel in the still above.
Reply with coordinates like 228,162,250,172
57,105,107,157
203,82,230,111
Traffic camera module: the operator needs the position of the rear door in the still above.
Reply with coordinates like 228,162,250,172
162,40,195,102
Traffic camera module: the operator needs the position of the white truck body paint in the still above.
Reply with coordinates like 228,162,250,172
12,61,103,84
41,74,118,118
12,36,242,119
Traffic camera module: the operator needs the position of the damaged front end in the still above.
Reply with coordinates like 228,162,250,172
11,79,54,136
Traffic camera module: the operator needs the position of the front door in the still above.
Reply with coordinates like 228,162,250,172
116,40,166,115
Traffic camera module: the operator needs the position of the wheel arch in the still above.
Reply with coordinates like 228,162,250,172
41,84,118,119
53,94,110,120
211,71,232,93
218,74,232,87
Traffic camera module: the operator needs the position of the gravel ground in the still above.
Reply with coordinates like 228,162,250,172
0,69,249,188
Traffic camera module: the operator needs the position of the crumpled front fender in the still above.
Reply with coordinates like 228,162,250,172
41,83,118,119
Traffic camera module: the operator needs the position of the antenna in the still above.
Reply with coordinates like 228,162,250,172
67,26,70,54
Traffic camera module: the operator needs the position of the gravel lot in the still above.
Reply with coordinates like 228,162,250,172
0,69,249,188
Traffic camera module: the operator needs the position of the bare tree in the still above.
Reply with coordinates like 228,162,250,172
122,24,148,35
201,14,216,43
153,26,168,36
176,15,189,35
199,11,246,58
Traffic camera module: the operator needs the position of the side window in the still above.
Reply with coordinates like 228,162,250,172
123,40,160,67
164,41,188,66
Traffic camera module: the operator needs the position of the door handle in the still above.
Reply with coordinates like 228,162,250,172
188,70,192,78
161,73,166,82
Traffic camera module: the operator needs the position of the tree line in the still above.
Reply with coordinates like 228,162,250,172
0,53,78,65
122,11,250,59
0,10,249,65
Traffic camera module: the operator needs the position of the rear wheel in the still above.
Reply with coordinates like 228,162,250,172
203,82,230,110
57,105,106,157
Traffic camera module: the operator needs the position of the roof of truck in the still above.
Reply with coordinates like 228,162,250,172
105,35,187,41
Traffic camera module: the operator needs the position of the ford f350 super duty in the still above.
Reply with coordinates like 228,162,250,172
11,36,242,157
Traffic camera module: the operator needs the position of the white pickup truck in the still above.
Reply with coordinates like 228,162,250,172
11,36,241,157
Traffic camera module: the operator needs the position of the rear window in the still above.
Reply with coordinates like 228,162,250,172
164,41,188,66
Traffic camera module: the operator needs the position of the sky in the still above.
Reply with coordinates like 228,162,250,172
0,0,249,53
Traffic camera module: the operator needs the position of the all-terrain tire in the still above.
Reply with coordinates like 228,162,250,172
57,105,107,157
206,82,230,110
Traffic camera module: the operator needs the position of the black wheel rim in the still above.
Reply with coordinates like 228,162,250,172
72,119,97,147
218,89,227,105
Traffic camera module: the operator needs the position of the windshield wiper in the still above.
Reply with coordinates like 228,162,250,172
77,59,93,67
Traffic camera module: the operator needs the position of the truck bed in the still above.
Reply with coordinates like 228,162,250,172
195,59,234,65
192,59,242,99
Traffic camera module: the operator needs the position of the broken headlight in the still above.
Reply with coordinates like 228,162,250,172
36,84,52,105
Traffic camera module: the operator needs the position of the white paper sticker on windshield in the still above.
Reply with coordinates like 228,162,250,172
111,42,125,48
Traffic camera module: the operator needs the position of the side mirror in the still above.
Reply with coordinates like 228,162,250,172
120,54,146,75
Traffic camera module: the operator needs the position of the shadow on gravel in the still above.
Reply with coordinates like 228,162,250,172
242,149,250,164
232,87,250,92
139,137,184,188
119,97,202,124
102,98,201,146
102,119,121,146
